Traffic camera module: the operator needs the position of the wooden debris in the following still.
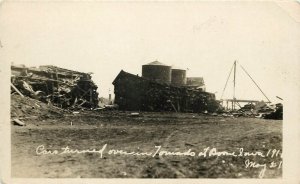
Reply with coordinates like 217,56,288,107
185,142,196,147
11,65,99,109
129,112,140,116
12,118,26,126
10,83,24,97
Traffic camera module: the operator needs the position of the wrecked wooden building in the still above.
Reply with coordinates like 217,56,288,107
113,70,219,112
11,64,99,109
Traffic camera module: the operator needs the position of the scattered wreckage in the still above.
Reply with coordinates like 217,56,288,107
11,64,99,110
218,102,283,120
10,64,282,122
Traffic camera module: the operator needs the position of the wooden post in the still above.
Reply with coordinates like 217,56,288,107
56,70,61,107
177,99,180,112
233,60,236,110
11,83,24,97
51,73,54,103
90,89,93,104
226,100,228,110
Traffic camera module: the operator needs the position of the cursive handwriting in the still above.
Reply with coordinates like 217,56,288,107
35,144,282,178
245,159,267,178
36,145,281,159
36,144,107,158
60,144,107,158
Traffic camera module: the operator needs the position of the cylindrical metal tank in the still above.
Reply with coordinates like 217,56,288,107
142,61,171,84
171,68,186,86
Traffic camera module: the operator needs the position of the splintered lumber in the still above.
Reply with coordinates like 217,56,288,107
11,83,24,97
11,65,99,109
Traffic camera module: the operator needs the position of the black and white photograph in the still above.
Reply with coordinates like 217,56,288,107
0,1,299,183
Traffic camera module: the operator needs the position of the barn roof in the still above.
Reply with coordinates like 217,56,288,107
186,77,205,86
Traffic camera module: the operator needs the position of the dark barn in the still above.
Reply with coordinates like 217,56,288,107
113,70,220,112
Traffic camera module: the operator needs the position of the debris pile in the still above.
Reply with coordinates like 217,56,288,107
113,70,220,112
237,101,272,115
11,65,99,110
221,102,283,120
263,103,283,120
11,93,64,120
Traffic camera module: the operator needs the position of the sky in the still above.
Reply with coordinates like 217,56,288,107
1,1,299,103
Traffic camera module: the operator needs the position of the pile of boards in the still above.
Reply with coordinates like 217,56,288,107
223,102,283,120
142,81,219,112
262,103,283,120
11,64,99,110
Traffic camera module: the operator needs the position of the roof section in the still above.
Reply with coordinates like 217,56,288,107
112,70,139,85
186,77,205,86
39,65,86,75
144,60,169,66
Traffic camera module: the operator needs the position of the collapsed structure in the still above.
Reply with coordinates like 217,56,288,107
11,64,99,109
113,61,219,112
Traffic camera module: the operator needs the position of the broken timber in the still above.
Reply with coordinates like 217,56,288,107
11,64,99,109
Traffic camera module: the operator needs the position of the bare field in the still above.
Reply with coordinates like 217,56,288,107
11,112,282,178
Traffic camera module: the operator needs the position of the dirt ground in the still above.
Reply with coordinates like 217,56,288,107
11,111,282,178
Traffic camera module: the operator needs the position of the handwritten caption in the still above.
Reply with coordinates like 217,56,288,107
36,144,282,178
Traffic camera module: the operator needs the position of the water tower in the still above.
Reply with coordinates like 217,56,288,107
142,61,172,84
171,67,186,87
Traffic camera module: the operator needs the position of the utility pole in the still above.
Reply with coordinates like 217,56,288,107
221,60,271,110
233,60,236,110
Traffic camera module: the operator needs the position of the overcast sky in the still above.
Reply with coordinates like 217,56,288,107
1,1,299,103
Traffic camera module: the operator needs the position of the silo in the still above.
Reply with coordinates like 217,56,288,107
171,68,186,86
142,61,172,84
